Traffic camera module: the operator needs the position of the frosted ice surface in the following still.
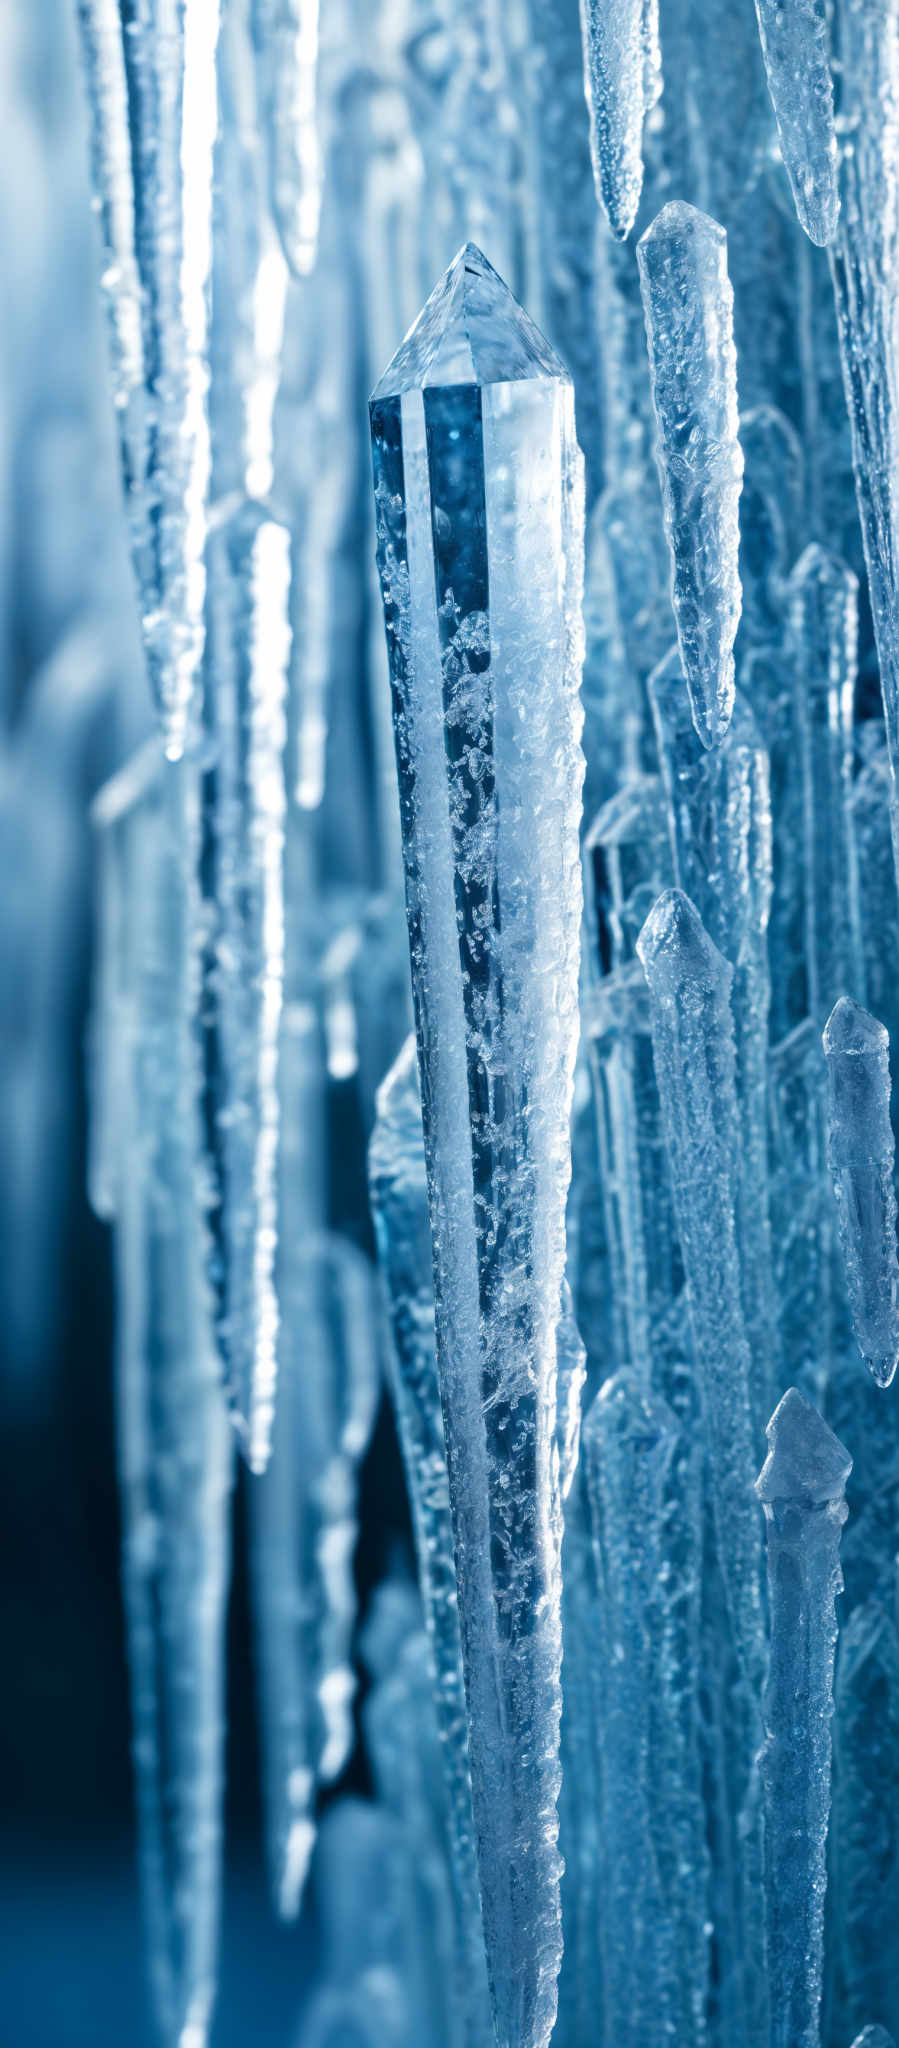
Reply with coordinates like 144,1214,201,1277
638,203,744,750
752,0,839,245
578,0,661,238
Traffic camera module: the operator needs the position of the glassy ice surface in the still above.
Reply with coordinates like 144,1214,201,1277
578,0,661,239
370,242,585,2048
638,203,744,750
751,0,838,246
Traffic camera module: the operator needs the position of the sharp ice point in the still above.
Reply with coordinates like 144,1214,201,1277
756,1387,853,1505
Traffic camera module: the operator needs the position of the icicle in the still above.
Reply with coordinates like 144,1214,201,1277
751,0,839,246
823,996,899,1387
75,0,146,522
93,745,232,2048
249,1233,379,1919
578,0,661,239
789,546,861,1023
756,1387,851,2048
831,1602,899,2046
368,1034,492,2047
252,0,322,280
638,202,744,750
369,244,585,2048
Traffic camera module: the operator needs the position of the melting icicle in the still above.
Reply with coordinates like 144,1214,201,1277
823,996,899,1388
756,1387,851,2048
250,1233,379,1919
369,243,585,2048
638,202,744,750
92,746,233,2048
751,0,839,246
368,1034,492,2047
205,502,290,1470
252,0,322,280
578,0,662,239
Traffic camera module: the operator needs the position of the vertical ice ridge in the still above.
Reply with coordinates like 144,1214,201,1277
368,1034,492,2047
638,202,744,751
578,0,661,239
832,1602,899,2044
752,0,839,246
369,244,585,2048
823,996,899,1387
789,545,861,1024
205,502,290,1471
756,1387,851,2048
636,888,766,1696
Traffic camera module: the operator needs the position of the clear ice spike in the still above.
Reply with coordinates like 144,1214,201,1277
751,0,839,245
368,1034,492,2046
582,1371,681,2046
756,1387,852,2048
93,746,233,2048
369,243,585,2048
636,889,766,1697
204,499,291,1471
823,997,899,1388
578,0,661,239
249,1233,379,1919
638,203,744,750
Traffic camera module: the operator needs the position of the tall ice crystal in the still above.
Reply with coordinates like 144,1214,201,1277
578,0,662,239
823,997,899,1387
638,203,744,751
369,243,585,2048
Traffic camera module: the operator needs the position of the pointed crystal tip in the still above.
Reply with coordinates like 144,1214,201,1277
370,243,567,401
584,1368,678,1454
823,995,888,1059
755,1386,852,1505
636,888,730,994
638,199,725,260
369,1033,425,1191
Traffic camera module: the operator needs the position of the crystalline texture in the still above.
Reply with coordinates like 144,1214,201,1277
823,996,899,1387
369,243,585,2048
790,546,861,1023
638,202,744,750
75,0,146,516
831,1602,899,2045
751,0,839,246
756,1387,852,2048
578,0,662,239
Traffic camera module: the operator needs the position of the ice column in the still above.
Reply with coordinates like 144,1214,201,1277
638,203,744,750
369,243,585,2048
75,0,146,517
823,997,899,1387
756,1387,851,2048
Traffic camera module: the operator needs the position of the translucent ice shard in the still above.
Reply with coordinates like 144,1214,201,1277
756,1387,851,2048
582,1371,681,2045
205,500,290,1470
831,1601,899,2045
93,746,233,2048
75,0,145,512
368,1035,491,2044
638,203,744,750
252,0,322,279
823,997,899,1388
636,889,765,1694
369,243,585,2048
578,0,661,239
250,1233,379,1919
751,0,838,245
